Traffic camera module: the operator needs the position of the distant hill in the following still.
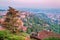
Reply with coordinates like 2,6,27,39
22,13,49,33
18,8,60,13
0,9,5,11
0,10,60,34
20,11,60,34
33,13,60,34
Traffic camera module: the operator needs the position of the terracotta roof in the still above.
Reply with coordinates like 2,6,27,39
22,26,27,31
0,26,4,30
30,30,60,40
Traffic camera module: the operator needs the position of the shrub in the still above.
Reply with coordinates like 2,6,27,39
0,30,29,40
43,36,60,40
0,30,10,40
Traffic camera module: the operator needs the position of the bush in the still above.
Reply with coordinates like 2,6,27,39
0,30,29,40
0,30,10,40
43,36,60,40
7,35,25,40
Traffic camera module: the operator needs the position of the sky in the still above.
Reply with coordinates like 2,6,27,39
0,0,60,9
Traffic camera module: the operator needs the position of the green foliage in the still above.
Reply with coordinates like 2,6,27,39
49,22,60,34
0,16,2,18
0,30,29,40
23,15,47,33
23,14,60,34
30,38,36,40
26,27,33,34
43,36,60,40
7,35,25,40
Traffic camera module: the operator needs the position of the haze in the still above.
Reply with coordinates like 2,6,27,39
0,0,60,9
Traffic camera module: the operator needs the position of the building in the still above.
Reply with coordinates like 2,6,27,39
30,30,60,40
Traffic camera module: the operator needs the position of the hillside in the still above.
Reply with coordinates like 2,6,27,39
19,11,60,34
19,11,49,33
0,10,60,34
33,13,60,34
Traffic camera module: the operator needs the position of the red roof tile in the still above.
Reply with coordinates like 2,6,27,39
37,30,60,39
30,30,60,40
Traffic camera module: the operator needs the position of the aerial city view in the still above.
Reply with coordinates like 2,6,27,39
0,0,60,40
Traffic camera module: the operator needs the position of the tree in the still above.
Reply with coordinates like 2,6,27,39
2,7,23,33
